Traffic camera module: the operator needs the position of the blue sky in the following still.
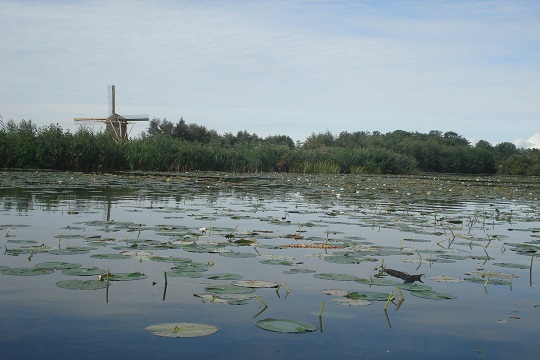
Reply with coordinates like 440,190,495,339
1,0,539,147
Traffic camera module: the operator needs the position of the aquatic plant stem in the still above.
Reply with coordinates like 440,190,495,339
319,301,325,317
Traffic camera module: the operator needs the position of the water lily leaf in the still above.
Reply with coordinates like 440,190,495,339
259,259,295,266
107,272,147,281
90,253,131,260
283,268,316,274
56,279,107,290
464,277,510,285
232,280,280,288
205,284,256,295
150,255,192,263
409,290,456,300
255,318,317,333
219,251,257,258
429,276,464,283
492,262,530,269
2,267,55,276
145,323,218,338
356,277,400,286
314,273,360,281
346,291,390,301
332,298,373,306
399,283,432,291
204,273,243,280
321,289,349,296
167,271,204,278
34,262,82,270
49,247,95,255
62,267,107,276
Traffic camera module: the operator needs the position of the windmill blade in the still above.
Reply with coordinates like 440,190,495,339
122,114,149,122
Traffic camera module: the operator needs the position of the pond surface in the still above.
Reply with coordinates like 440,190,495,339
1,170,539,359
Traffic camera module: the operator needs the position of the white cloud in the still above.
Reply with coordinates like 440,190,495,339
514,132,540,149
0,0,539,144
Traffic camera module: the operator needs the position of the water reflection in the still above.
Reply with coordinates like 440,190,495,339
0,170,539,359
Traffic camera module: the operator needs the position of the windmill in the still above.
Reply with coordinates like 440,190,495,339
74,85,149,141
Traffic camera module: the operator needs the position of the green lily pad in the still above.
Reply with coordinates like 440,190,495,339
107,272,147,281
2,267,55,276
62,267,107,276
409,290,456,300
56,279,108,290
399,283,432,291
255,318,317,333
259,259,295,266
49,247,96,255
90,253,132,260
492,262,530,269
346,291,390,301
204,273,243,280
145,323,218,338
332,298,373,306
356,277,400,286
205,284,256,295
314,273,360,281
219,251,257,258
167,271,204,278
34,262,82,270
232,280,280,288
283,268,316,274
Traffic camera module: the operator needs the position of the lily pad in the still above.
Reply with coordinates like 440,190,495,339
332,298,373,306
409,290,456,300
56,279,108,290
255,318,317,333
492,262,530,269
314,273,359,281
2,267,55,276
90,253,132,260
107,272,147,281
62,267,107,276
232,280,280,288
219,251,257,258
283,268,316,274
204,273,243,280
145,323,218,338
346,291,390,301
34,262,82,270
205,284,256,295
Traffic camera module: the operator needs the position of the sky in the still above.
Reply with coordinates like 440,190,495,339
1,0,539,148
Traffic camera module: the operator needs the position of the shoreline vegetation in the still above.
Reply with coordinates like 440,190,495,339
1,118,539,175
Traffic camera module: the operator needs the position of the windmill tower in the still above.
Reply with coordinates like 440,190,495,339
74,85,149,141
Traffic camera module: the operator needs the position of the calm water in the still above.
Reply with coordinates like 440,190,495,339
0,170,539,359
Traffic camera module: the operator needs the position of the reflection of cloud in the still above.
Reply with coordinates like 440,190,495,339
514,132,540,149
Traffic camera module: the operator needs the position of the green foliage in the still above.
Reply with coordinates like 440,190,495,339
0,119,537,175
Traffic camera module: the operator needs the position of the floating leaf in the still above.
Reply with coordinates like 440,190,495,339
255,318,317,333
107,272,147,281
283,268,316,274
356,277,400,286
332,298,373,306
205,284,255,295
409,290,456,300
204,273,243,280
321,289,349,296
314,273,359,281
90,253,131,260
145,323,218,338
62,267,107,276
232,280,280,288
34,262,82,270
56,279,107,290
2,267,55,276
346,291,390,301
219,251,256,258
492,262,530,269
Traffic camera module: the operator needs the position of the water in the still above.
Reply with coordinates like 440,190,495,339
1,170,539,359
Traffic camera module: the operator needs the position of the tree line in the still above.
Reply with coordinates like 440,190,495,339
0,118,538,175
